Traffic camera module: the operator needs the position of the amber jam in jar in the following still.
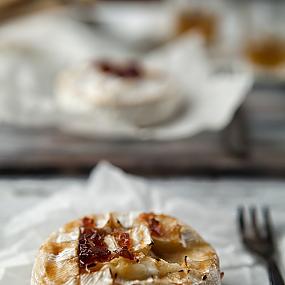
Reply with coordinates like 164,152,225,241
176,10,217,45
245,36,285,69
95,60,143,79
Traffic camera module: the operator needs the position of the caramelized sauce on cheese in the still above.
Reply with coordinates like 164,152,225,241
139,213,163,237
78,217,135,273
95,60,143,79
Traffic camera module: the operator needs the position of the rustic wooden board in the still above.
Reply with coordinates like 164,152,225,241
0,85,284,176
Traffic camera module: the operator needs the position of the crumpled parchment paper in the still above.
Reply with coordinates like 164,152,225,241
1,162,285,284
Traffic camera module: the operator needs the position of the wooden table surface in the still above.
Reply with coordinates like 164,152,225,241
0,83,284,177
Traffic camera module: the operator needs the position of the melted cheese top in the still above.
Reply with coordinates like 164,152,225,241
31,212,221,285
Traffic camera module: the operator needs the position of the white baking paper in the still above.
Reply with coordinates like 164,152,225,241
1,162,285,284
0,9,253,140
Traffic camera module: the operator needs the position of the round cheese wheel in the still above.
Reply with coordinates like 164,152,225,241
56,60,183,127
31,212,221,285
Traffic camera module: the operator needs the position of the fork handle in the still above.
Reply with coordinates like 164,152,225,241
268,259,285,285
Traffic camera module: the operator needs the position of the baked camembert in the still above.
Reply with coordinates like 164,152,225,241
56,60,182,127
31,212,222,284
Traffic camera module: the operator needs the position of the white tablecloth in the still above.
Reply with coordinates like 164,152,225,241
0,162,285,284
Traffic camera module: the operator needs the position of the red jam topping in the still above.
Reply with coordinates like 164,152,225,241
140,213,163,237
82,217,95,228
78,217,134,272
95,60,143,79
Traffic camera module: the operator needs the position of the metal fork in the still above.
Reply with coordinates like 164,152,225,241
238,206,285,285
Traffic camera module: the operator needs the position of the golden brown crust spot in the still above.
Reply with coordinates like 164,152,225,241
41,241,70,255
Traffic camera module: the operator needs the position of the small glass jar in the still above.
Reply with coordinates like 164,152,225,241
173,0,224,46
240,0,285,71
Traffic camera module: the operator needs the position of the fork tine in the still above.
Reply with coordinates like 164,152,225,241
238,206,246,237
250,206,262,238
263,207,274,245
